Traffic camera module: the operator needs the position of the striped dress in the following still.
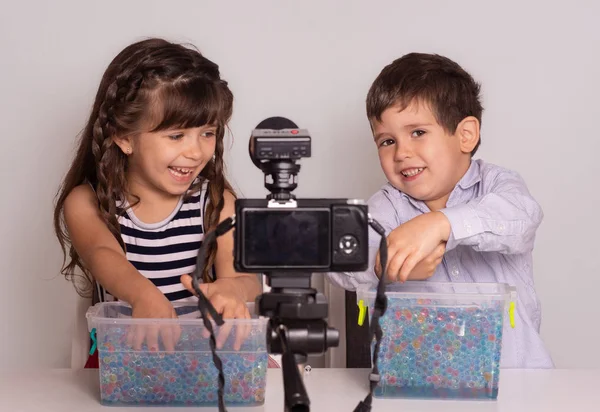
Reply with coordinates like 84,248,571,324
91,182,281,368
96,181,212,303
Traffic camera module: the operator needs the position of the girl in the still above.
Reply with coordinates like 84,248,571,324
53,38,262,359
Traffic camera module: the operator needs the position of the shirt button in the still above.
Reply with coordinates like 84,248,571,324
464,223,472,234
497,224,505,232
451,267,459,277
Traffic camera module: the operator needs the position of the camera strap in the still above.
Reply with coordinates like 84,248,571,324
354,218,388,412
191,216,236,412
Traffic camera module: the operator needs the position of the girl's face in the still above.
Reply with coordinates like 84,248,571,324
122,125,217,199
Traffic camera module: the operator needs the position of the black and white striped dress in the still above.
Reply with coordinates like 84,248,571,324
96,181,212,303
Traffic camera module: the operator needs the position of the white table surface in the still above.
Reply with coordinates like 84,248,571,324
0,368,598,411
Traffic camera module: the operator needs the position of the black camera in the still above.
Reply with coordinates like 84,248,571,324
233,118,369,274
234,198,368,273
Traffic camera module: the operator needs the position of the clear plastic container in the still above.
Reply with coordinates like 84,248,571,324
356,282,517,400
86,301,268,406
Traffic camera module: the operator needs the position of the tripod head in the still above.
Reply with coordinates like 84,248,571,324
257,272,339,411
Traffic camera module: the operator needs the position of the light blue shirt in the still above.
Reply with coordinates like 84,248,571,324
328,159,554,368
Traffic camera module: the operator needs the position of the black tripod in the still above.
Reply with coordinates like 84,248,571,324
257,272,339,412
193,116,390,412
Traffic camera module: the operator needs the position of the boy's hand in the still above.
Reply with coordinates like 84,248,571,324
376,212,450,283
378,242,446,280
180,275,251,350
409,242,446,279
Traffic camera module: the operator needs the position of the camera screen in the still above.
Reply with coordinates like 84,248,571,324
242,209,330,268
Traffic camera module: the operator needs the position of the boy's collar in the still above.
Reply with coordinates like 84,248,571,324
456,159,481,190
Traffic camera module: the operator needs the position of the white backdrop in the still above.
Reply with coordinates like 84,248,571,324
0,0,598,369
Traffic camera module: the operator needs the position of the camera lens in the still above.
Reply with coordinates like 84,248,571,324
339,234,359,255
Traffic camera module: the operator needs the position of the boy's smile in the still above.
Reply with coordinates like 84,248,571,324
399,166,426,181
372,100,477,211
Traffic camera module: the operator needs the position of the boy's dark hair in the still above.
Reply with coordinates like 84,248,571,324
366,53,483,156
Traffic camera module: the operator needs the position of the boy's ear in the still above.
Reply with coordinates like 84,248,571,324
112,135,134,156
456,116,480,154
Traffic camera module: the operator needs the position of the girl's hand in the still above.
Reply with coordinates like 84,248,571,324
127,286,181,352
180,275,252,350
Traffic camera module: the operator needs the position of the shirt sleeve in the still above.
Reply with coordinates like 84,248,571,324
326,188,398,291
439,169,543,254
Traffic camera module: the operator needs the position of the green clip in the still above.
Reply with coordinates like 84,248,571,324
509,302,516,329
89,328,97,355
357,299,367,326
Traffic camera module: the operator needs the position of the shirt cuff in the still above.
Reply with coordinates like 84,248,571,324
439,203,484,249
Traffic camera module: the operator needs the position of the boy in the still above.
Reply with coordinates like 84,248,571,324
327,53,553,368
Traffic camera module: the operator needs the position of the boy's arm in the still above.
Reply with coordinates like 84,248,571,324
381,168,542,283
439,169,543,254
326,189,398,291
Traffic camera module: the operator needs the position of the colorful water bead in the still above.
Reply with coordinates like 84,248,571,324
373,298,505,399
97,326,268,406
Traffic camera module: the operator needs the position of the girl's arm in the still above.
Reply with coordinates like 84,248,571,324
181,190,262,320
63,185,177,316
63,185,158,303
64,185,179,351
210,190,262,302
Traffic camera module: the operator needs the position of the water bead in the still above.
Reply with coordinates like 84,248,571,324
374,297,504,400
97,327,267,406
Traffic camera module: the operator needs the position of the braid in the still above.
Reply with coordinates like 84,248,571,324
89,53,154,252
90,80,128,252
201,131,233,283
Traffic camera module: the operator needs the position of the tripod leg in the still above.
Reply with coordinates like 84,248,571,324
281,342,310,412
273,324,310,412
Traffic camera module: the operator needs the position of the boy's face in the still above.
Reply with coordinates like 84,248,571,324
371,100,475,211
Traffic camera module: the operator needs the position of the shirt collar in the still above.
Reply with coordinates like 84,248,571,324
456,159,481,190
